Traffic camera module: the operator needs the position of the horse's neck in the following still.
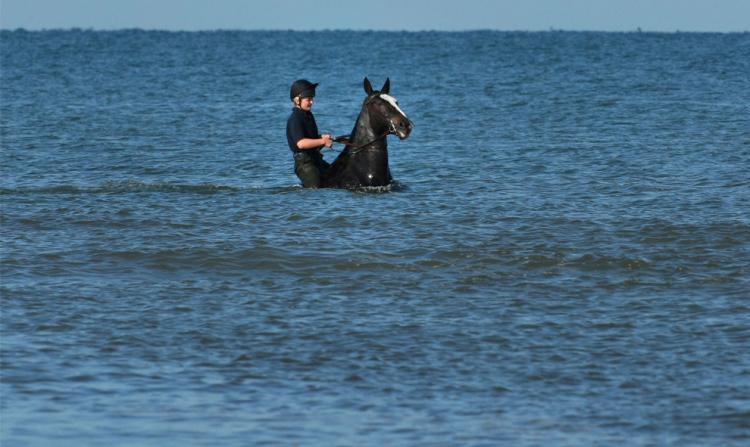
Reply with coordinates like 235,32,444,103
351,109,387,147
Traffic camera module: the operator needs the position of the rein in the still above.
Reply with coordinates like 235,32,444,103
333,129,392,155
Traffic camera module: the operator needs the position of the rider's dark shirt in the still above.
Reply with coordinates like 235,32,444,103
286,107,321,153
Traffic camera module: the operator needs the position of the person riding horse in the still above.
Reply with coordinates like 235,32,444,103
286,79,334,188
286,77,413,189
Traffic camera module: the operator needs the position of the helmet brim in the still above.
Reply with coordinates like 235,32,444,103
291,81,319,100
297,88,316,99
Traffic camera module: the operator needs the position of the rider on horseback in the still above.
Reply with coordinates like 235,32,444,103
286,79,334,188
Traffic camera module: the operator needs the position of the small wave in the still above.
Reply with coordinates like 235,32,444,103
93,247,333,272
100,181,241,194
0,180,408,195
569,254,652,270
349,180,408,194
1,181,248,195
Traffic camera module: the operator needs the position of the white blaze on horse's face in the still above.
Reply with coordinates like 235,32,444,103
379,93,412,140
379,94,407,118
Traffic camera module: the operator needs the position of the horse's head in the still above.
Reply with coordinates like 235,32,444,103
363,77,413,140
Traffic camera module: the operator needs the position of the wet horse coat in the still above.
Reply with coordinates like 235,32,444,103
321,78,413,189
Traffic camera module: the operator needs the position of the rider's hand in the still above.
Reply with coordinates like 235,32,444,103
321,134,333,148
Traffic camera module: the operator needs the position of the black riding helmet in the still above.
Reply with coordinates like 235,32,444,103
290,79,318,100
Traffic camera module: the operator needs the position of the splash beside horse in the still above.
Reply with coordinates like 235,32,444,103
321,78,413,189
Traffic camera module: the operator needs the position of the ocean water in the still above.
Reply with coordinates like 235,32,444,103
1,29,749,446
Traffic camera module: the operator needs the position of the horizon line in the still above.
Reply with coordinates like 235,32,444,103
2,27,748,34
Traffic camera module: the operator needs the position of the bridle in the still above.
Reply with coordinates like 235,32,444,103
332,95,409,155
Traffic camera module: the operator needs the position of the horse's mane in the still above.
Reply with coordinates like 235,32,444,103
349,116,361,142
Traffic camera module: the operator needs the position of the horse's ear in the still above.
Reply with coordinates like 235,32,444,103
364,77,374,95
381,78,390,94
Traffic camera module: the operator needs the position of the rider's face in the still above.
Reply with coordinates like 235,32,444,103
298,97,314,111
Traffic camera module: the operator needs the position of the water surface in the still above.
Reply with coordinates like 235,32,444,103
1,30,749,446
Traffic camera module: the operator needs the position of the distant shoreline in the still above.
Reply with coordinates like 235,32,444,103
2,28,748,34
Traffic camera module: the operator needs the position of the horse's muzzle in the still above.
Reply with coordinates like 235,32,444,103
394,117,414,140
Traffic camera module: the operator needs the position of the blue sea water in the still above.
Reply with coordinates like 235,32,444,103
1,29,749,446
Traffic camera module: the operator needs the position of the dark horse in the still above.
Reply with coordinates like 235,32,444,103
321,77,413,189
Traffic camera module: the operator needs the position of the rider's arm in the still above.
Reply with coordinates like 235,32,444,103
296,135,333,150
